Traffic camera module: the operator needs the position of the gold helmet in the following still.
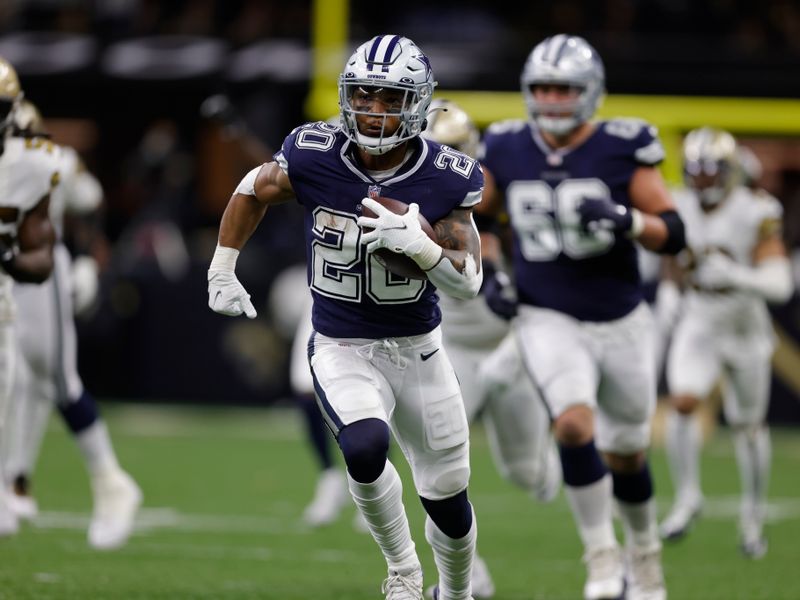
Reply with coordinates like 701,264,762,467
421,99,480,159
14,99,47,136
0,56,23,136
682,126,740,208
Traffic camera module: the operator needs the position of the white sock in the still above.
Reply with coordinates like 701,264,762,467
665,411,702,505
616,497,661,550
732,424,771,523
565,474,617,551
5,398,52,481
347,461,419,572
77,420,120,477
425,508,476,600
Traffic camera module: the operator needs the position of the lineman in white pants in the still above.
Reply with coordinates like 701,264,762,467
660,128,794,559
423,100,561,600
4,100,142,550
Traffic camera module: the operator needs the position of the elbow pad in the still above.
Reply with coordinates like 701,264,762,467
426,254,483,300
657,210,686,255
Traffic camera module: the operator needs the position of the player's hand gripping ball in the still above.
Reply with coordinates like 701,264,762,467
358,196,438,280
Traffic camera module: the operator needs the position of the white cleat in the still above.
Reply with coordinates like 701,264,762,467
382,564,423,600
532,438,562,503
88,470,142,550
425,554,493,599
583,545,624,600
659,499,702,541
302,468,349,527
7,489,38,521
627,546,666,600
0,492,19,537
740,513,767,560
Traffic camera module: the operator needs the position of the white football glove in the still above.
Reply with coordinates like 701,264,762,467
71,255,100,316
357,198,441,269
693,253,740,290
208,270,257,318
208,246,257,318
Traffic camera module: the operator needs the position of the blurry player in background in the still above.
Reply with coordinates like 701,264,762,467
422,98,561,600
660,128,793,559
478,35,685,600
209,35,484,599
3,99,142,550
0,57,59,536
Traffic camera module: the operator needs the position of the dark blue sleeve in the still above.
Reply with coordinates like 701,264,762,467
602,119,666,167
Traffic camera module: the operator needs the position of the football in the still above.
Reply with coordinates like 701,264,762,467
361,196,438,280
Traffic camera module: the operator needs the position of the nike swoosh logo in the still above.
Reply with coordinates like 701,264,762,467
420,349,439,361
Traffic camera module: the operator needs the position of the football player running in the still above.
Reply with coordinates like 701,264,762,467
0,57,60,536
208,36,483,600
478,35,686,600
3,99,142,550
660,128,793,559
422,99,561,600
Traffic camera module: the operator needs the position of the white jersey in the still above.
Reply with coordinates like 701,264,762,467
0,136,61,322
675,185,782,343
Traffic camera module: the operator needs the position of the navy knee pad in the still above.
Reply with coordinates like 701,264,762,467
58,390,99,434
420,490,473,539
338,418,390,483
612,462,654,504
559,440,608,487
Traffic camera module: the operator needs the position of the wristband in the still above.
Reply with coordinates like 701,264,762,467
209,245,239,271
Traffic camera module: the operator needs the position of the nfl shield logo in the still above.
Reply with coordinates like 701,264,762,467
368,185,381,199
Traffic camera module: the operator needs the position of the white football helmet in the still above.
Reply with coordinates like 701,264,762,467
520,34,605,136
683,127,740,208
0,56,23,138
339,35,436,155
421,99,480,159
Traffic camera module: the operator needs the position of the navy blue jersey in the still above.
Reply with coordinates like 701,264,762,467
481,118,665,322
276,121,483,338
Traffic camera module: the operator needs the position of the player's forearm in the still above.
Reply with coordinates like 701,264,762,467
217,193,268,251
637,210,685,255
425,251,482,299
733,256,794,304
4,246,54,283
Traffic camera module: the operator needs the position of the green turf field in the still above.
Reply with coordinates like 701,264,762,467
1,403,798,599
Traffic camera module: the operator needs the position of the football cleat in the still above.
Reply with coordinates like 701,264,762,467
626,546,666,600
8,475,38,520
302,468,349,527
88,469,142,550
382,565,424,600
583,545,624,600
0,491,19,537
739,513,767,560
659,498,702,541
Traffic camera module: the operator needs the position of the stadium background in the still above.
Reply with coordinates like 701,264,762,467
0,0,798,413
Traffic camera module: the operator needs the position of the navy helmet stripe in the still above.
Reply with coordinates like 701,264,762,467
381,35,401,72
545,34,567,64
552,35,572,66
366,35,384,72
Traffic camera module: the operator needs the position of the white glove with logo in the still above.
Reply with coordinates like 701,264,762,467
208,246,257,318
357,198,441,269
